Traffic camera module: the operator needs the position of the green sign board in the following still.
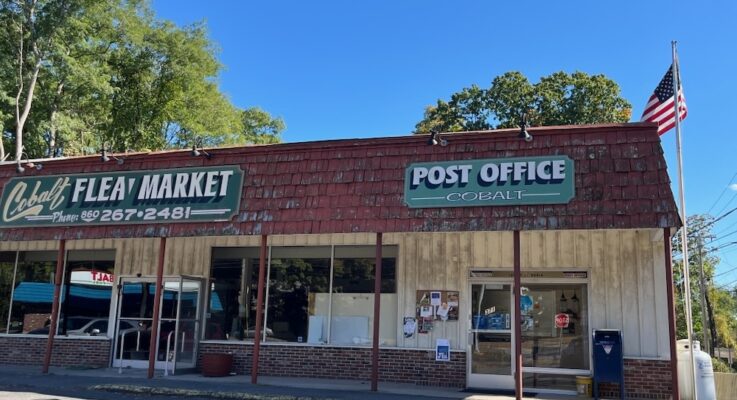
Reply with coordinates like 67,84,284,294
404,155,575,208
0,166,244,227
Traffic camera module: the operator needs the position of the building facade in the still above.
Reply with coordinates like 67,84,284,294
0,123,680,398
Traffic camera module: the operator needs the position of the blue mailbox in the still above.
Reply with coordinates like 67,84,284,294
592,329,624,399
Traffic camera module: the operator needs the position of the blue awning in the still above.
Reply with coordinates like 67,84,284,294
10,282,221,311
12,282,111,303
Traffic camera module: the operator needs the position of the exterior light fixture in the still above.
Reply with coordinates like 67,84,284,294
15,148,42,173
100,148,124,165
518,112,533,142
428,131,448,147
191,137,212,159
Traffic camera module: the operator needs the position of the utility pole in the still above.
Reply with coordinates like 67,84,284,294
697,241,711,354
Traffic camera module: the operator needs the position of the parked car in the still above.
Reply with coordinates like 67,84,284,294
27,317,138,337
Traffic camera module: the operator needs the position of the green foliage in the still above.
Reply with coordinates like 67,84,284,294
415,71,632,133
712,356,735,373
0,0,282,159
673,214,737,355
208,108,284,147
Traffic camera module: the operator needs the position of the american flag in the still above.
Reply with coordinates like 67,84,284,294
640,65,687,135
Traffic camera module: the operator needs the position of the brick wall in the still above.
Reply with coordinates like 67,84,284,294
198,342,466,387
200,343,673,396
598,359,673,399
0,336,111,368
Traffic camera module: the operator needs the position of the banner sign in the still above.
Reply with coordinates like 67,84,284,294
404,155,574,208
0,166,243,227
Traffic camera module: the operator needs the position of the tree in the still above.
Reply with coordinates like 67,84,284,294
414,71,632,133
205,107,285,147
673,214,737,359
0,0,282,160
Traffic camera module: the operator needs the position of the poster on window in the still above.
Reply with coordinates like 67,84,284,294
403,317,417,338
416,290,459,321
436,339,450,361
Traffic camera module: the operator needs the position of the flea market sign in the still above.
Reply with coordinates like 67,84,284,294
0,166,243,227
404,156,574,208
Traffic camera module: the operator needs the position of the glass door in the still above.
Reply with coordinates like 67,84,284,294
520,283,589,394
167,277,202,373
113,276,203,372
466,273,590,394
467,283,514,389
113,278,157,369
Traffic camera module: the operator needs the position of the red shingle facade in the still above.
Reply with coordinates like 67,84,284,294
0,123,680,241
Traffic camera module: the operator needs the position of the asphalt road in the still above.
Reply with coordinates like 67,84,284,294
0,365,478,400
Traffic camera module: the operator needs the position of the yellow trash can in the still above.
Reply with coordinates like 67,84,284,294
576,375,592,397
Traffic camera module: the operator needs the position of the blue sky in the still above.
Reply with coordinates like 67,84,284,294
153,1,737,287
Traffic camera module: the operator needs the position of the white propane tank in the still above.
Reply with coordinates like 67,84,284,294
676,339,717,400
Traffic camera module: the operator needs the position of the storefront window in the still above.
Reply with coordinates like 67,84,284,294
205,245,398,346
329,246,397,346
0,252,16,334
520,283,589,370
59,250,115,336
9,251,57,334
267,247,331,343
205,248,260,340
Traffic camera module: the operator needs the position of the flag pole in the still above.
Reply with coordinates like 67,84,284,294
672,40,697,400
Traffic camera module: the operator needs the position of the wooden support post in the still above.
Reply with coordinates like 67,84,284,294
371,232,383,391
42,239,66,374
513,231,522,400
663,227,680,400
251,234,268,384
147,237,166,379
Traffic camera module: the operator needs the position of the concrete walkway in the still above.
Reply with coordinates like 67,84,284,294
0,364,572,400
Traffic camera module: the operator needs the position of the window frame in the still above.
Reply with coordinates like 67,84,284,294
203,245,398,347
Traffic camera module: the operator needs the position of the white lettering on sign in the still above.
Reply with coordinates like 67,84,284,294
446,191,524,202
67,171,236,204
411,165,473,188
411,159,567,189
3,177,71,222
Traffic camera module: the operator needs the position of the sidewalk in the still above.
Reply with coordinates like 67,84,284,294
0,364,567,400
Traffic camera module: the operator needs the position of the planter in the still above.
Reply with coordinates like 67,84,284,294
201,353,234,377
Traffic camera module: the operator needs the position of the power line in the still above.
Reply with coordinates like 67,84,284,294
714,191,737,220
673,240,737,260
715,219,737,237
714,264,737,278
715,278,737,290
707,171,737,214
685,206,737,239
705,229,737,246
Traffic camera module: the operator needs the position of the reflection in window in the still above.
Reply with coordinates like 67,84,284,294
60,250,115,336
9,252,57,334
0,252,16,334
206,246,398,346
327,246,397,346
267,247,331,343
520,284,589,370
523,372,577,391
205,248,259,340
